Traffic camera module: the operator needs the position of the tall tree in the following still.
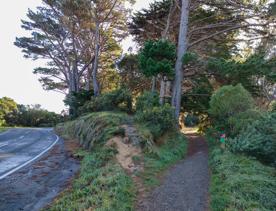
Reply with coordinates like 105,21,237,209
131,0,276,119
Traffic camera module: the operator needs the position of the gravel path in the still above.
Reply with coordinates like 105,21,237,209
137,134,209,211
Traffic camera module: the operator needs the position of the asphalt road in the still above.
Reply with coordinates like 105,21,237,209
0,128,80,211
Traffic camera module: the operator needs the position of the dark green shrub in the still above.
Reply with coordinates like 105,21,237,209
138,40,176,78
227,109,263,136
135,91,159,112
64,89,94,117
228,112,276,166
80,88,132,114
135,104,175,139
184,113,199,127
209,84,254,134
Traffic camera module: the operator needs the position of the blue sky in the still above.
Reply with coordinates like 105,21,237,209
0,0,154,113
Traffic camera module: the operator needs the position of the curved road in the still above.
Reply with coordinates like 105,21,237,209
0,128,79,211
0,128,58,179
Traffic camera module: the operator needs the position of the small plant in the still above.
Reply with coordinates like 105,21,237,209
135,104,175,139
80,88,132,114
135,91,159,112
228,112,276,166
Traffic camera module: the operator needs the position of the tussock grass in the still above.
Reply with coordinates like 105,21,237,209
208,136,276,211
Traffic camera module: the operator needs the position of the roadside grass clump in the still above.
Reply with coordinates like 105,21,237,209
56,112,128,150
50,112,135,211
48,147,135,211
207,136,276,211
139,133,187,188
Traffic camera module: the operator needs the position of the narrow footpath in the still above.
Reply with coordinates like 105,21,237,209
137,133,209,211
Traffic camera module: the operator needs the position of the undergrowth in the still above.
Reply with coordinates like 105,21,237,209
48,147,135,211
207,135,276,211
50,111,188,210
140,133,187,188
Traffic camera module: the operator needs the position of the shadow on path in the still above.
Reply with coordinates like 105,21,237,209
137,133,209,211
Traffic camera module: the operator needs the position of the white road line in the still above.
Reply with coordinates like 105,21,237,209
0,135,60,180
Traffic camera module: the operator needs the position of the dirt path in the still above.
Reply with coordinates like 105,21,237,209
137,134,209,211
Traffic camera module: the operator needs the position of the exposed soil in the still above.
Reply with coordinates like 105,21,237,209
136,133,209,211
107,136,143,173
0,139,80,211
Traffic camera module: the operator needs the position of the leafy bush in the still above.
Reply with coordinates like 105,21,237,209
80,88,132,114
135,104,175,139
228,112,276,166
135,91,159,112
227,109,263,136
64,89,94,117
209,84,254,134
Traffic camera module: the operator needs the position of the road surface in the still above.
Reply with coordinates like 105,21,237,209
0,128,79,211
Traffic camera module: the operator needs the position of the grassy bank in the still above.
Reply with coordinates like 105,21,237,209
207,136,276,211
141,133,187,188
49,111,187,210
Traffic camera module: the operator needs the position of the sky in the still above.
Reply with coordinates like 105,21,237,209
0,0,154,113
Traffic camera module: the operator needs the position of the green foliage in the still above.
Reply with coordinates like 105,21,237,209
184,114,199,127
0,97,18,126
208,54,276,96
56,112,128,150
209,84,254,134
47,146,135,211
135,91,160,112
182,52,198,65
135,104,175,139
80,88,132,115
64,89,94,117
209,147,276,211
141,133,187,187
117,54,151,95
138,40,176,78
5,104,62,127
182,75,213,115
227,109,263,136
270,101,276,112
228,112,276,166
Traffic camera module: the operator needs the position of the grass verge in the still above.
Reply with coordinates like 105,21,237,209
207,135,276,211
49,112,135,211
50,111,188,210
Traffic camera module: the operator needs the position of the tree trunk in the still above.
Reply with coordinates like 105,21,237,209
151,76,156,92
171,0,190,120
85,63,93,91
159,0,175,104
159,76,165,104
92,21,100,96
